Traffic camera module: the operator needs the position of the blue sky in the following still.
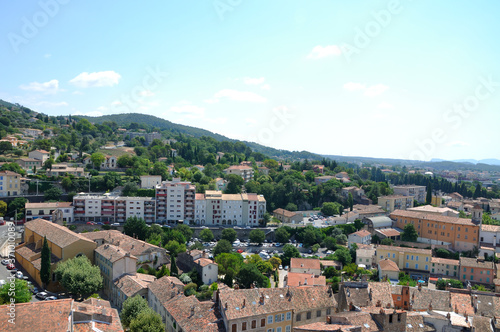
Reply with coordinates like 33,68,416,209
1,1,500,161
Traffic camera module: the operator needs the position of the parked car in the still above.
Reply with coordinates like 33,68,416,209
279,265,283,270
6,264,15,270
111,223,120,226
44,296,57,301
86,222,95,225
1,259,10,265
236,249,244,253
96,222,104,225
36,292,48,300
15,271,23,279
30,286,39,294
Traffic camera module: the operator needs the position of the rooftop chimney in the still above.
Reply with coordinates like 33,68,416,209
242,299,245,308
260,293,265,305
191,306,195,316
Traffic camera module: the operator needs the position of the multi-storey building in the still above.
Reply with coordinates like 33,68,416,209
73,194,156,224
459,257,496,285
430,257,459,278
224,165,254,182
0,170,21,197
378,195,414,213
25,202,73,223
375,245,432,276
392,185,427,204
194,190,266,226
15,157,42,173
155,178,196,223
390,209,480,251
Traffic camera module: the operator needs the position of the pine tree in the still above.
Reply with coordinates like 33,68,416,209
170,255,178,276
40,236,51,287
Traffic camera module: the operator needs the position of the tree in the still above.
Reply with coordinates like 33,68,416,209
40,236,51,288
124,216,148,241
221,228,237,243
120,295,150,328
0,279,31,304
347,193,354,211
176,224,193,241
170,255,178,276
0,141,12,153
214,239,232,256
200,228,214,242
236,263,268,288
215,252,243,287
436,278,463,290
249,229,265,245
90,152,106,169
275,227,290,243
371,234,381,244
334,234,347,245
0,200,6,217
381,238,394,246
426,181,432,205
129,308,165,332
401,223,418,242
44,186,63,201
321,202,342,216
54,256,102,299
312,243,320,253
333,247,352,265
322,236,337,250
225,174,244,194
281,244,301,266
285,203,298,212
165,240,186,257
269,256,282,270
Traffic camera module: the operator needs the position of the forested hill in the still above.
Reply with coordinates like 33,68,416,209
78,113,321,161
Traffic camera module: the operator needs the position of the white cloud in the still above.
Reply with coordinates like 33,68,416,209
111,100,122,106
209,89,267,103
20,79,59,94
203,98,219,104
244,77,265,85
261,84,271,90
343,82,366,91
307,45,341,59
364,84,389,97
140,90,155,97
69,71,121,88
446,140,471,147
72,110,103,117
377,102,393,109
97,106,108,111
35,101,68,107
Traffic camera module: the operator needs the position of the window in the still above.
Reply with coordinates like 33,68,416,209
261,318,266,327
267,329,274,332
277,328,282,332
242,322,247,331
463,274,466,280
487,278,490,282
411,255,414,260
458,227,461,231
406,263,409,268
286,312,291,320
471,268,474,273
296,314,301,321
232,324,237,332
464,267,466,272
286,326,291,332
416,256,419,261
415,264,418,269
275,314,280,322
487,271,490,275
252,320,257,328
389,315,393,323
425,265,428,270
393,253,395,258
471,275,473,281
268,316,273,324
317,310,321,317
326,308,331,315
406,255,409,260
306,311,311,319
388,253,390,257
426,257,429,262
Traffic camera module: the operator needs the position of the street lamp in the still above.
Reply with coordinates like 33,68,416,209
87,174,92,193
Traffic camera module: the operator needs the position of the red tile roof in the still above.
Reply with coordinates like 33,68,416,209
286,272,326,287
25,218,96,248
378,258,399,272
290,258,321,271
164,296,224,332
390,209,476,226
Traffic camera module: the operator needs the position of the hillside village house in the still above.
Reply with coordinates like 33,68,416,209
112,273,157,309
140,175,162,188
390,209,480,251
0,170,21,197
223,165,254,182
348,229,372,248
46,163,86,177
356,247,376,268
177,250,218,285
431,257,459,278
378,258,400,282
479,224,500,257
16,157,42,173
273,208,302,224
28,149,50,162
21,128,43,138
25,201,73,223
375,245,432,277
378,195,414,213
290,258,321,276
459,257,496,285
15,219,97,291
83,154,117,169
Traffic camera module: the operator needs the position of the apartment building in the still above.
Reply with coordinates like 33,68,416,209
479,224,500,257
194,190,266,227
407,205,459,217
392,185,427,204
156,178,196,223
140,175,162,188
73,194,156,224
390,209,480,251
25,201,73,223
0,170,21,197
15,219,97,292
375,245,432,275
459,257,496,285
430,257,459,277
378,195,414,213
83,155,117,169
224,165,254,182
218,286,337,332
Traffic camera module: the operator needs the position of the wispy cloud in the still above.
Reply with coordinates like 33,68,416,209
69,71,121,88
207,89,267,103
140,90,155,97
261,84,271,90
20,79,59,94
307,45,341,59
72,110,103,117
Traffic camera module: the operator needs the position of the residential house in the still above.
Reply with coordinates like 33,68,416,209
356,247,376,268
214,177,227,191
459,257,496,285
378,195,414,213
337,282,394,311
95,244,137,297
83,155,117,169
140,175,162,188
375,245,432,276
430,257,459,278
28,149,51,162
258,166,270,175
314,176,336,185
163,295,223,332
312,165,324,174
392,185,427,204
273,208,302,224
147,276,185,327
15,157,42,173
290,258,321,276
15,219,97,291
25,201,73,223
0,298,123,332
378,258,400,282
224,165,254,182
390,209,480,251
348,230,372,248
177,249,218,285
285,272,326,287
46,163,86,177
479,224,500,257
352,205,386,219
0,170,21,197
112,273,157,309
21,128,43,138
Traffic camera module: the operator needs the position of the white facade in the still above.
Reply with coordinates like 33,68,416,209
348,230,372,248
140,175,162,188
156,178,196,223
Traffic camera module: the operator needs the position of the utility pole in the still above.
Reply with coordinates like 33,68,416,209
36,180,39,196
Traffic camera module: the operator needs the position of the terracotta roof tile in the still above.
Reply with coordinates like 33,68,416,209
164,296,224,332
148,276,185,304
378,259,400,272
95,244,137,263
390,210,476,226
114,273,156,298
459,257,495,269
375,245,431,255
82,230,165,257
352,230,371,237
25,219,96,248
450,293,474,316
286,272,326,287
290,258,321,270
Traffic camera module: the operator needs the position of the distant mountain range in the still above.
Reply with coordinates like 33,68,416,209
431,158,500,166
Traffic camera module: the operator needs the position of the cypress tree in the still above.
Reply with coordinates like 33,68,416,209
40,236,51,287
170,255,178,276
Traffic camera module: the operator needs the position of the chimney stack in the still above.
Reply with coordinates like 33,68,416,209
260,293,265,305
243,299,246,308
191,306,195,316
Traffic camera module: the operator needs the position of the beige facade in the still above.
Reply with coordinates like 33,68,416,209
0,170,21,197
375,245,432,274
378,195,414,213
140,175,162,188
430,257,459,277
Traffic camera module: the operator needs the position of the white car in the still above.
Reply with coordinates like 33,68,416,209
15,271,23,279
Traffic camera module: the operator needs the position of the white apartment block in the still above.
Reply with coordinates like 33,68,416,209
0,170,21,197
223,165,254,182
392,185,427,204
155,178,196,223
73,194,156,223
194,190,266,226
378,195,414,213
